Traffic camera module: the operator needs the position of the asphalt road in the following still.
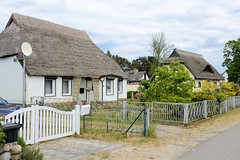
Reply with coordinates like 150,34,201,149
176,122,240,160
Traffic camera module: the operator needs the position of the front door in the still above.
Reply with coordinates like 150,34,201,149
86,80,94,102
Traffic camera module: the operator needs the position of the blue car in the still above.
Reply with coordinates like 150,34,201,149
0,97,21,116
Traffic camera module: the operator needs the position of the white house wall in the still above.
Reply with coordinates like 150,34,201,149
140,74,149,80
127,84,139,92
0,56,23,103
222,72,228,82
26,76,73,104
98,78,127,101
103,78,118,101
119,79,127,99
25,76,44,104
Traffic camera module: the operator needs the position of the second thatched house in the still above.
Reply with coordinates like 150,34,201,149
0,13,127,104
160,49,224,88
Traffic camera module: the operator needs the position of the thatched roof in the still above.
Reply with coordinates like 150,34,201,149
162,49,224,80
0,13,127,78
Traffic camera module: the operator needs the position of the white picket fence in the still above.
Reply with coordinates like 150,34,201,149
5,105,90,144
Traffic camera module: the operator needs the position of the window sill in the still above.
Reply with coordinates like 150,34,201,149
45,94,56,97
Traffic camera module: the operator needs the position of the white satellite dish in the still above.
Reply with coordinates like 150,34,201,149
21,42,32,56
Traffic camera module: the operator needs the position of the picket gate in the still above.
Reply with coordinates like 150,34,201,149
4,105,89,144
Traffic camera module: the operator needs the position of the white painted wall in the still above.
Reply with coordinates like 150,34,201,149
26,75,126,103
26,76,72,104
140,73,149,80
103,78,118,101
127,84,139,92
119,79,127,99
222,72,228,82
98,77,127,101
25,76,44,104
0,56,23,103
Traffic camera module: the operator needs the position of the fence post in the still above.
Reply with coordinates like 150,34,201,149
106,109,109,132
34,105,39,144
144,107,149,137
233,96,236,109
224,100,228,113
204,100,207,119
184,103,189,125
75,105,80,134
77,99,81,105
122,100,127,119
151,102,154,122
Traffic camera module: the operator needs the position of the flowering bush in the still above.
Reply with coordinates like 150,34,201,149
0,115,6,147
48,101,75,111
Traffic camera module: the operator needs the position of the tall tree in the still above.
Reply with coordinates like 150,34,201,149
150,32,174,67
106,50,132,71
131,56,157,76
106,50,112,58
222,38,240,84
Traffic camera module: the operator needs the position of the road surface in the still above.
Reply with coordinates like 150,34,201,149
176,122,240,160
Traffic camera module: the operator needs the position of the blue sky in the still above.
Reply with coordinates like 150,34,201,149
0,0,240,73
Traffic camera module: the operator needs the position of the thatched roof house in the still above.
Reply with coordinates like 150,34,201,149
157,49,224,88
0,13,126,78
162,49,224,81
0,13,127,103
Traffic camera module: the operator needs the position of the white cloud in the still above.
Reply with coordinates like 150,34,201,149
0,0,239,73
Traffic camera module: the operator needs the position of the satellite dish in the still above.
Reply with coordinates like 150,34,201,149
21,42,32,56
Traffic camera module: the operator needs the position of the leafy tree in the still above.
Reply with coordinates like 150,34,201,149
222,38,240,84
106,50,132,71
144,61,195,103
131,56,157,77
137,80,151,102
138,80,150,93
132,57,149,72
106,50,112,58
150,32,174,67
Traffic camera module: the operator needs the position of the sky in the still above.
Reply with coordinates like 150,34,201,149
0,0,239,74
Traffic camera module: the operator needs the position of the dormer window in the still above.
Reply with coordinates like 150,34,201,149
203,65,214,73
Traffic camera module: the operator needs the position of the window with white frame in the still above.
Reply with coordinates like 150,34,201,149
106,79,114,95
62,79,72,96
45,78,56,96
118,80,123,93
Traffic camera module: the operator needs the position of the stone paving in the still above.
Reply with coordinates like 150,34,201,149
36,137,123,160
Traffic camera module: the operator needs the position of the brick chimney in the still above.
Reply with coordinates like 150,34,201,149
134,69,138,74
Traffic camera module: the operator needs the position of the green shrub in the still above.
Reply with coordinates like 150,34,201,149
22,147,44,160
192,92,216,102
0,115,6,147
148,124,157,138
127,91,138,99
18,136,26,150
